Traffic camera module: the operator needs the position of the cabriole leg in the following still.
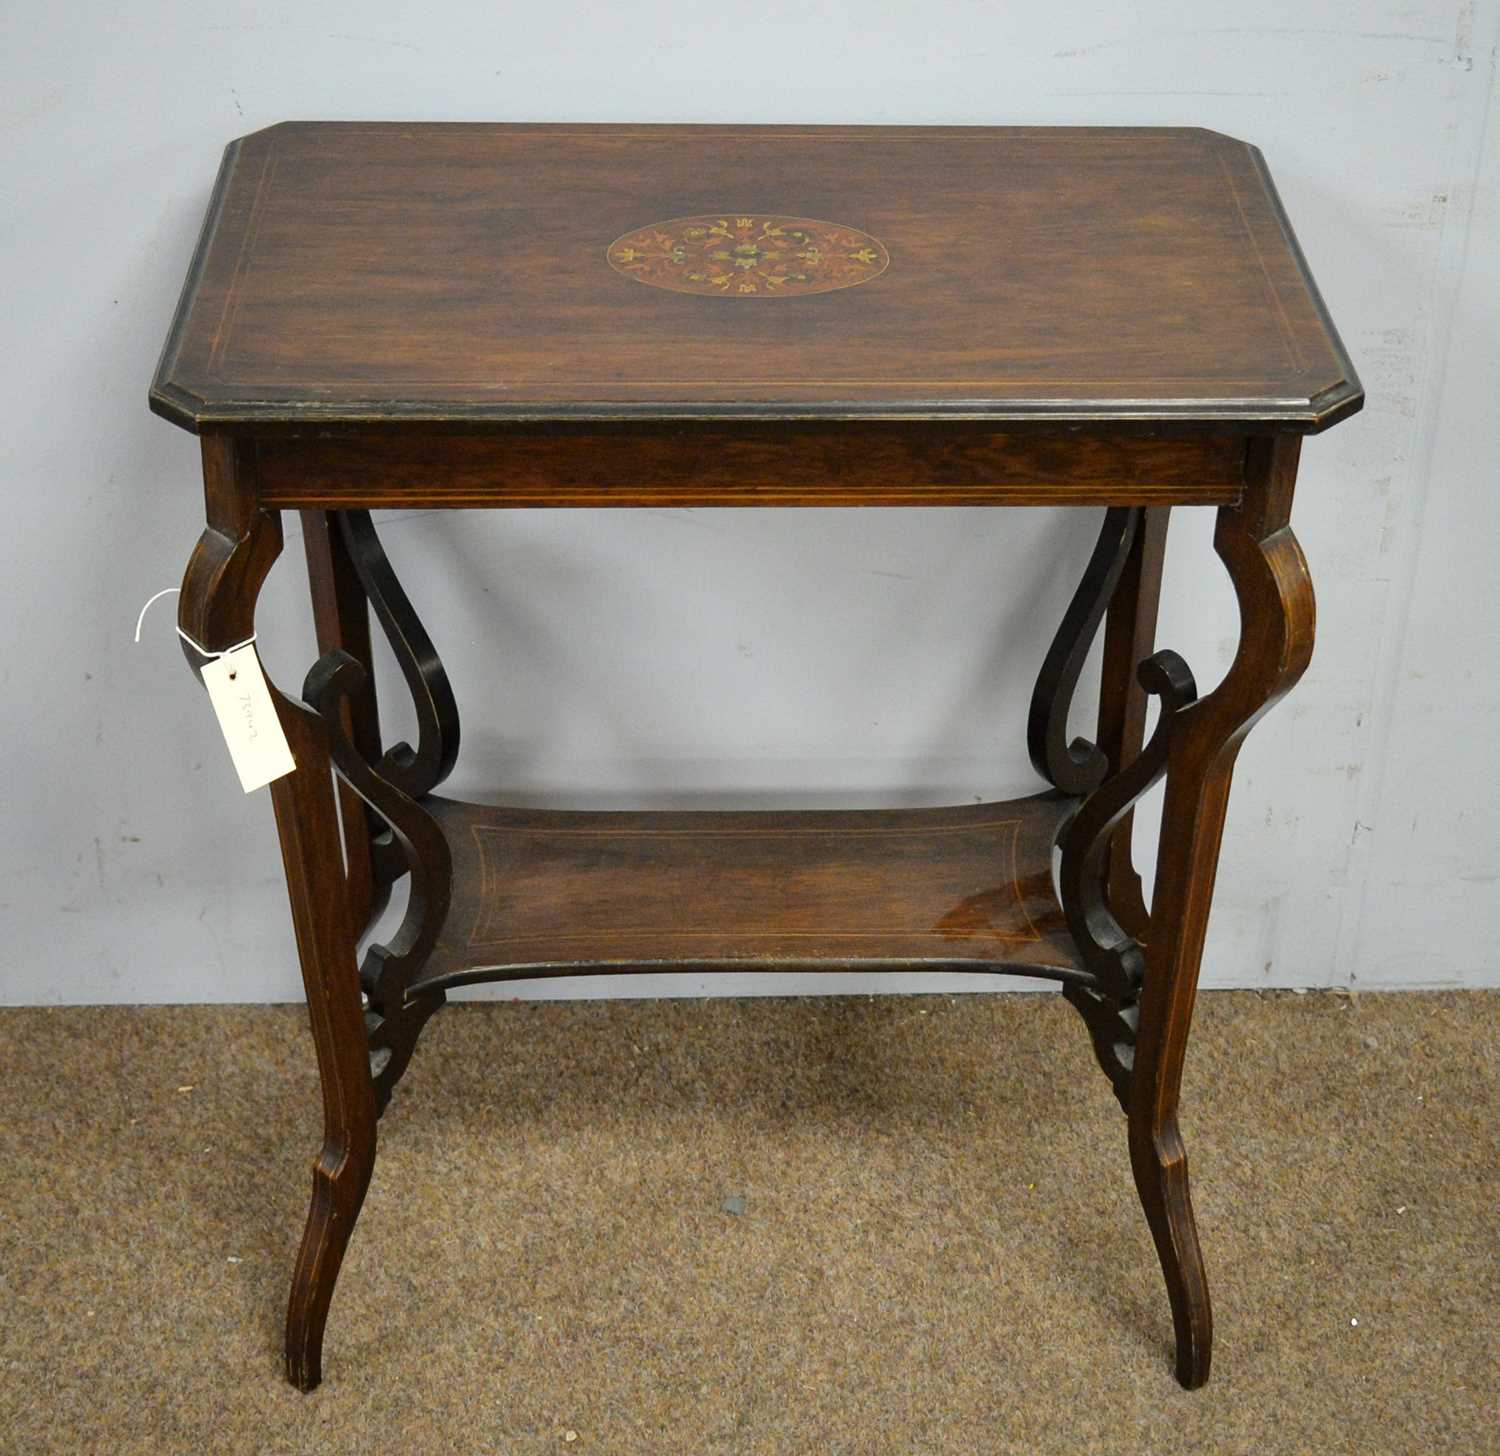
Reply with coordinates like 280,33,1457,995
179,441,378,1392
1128,437,1314,1388
1042,442,1313,1388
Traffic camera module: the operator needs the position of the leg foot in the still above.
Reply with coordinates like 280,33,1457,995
1129,1116,1211,1388
285,1127,376,1391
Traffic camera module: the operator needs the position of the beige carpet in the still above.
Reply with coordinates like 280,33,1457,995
1,990,1495,1454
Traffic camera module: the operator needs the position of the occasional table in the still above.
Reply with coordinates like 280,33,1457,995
151,123,1362,1391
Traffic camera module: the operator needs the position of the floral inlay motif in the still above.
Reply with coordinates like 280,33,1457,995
607,214,889,297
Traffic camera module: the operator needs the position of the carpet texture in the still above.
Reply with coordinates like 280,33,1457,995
1,990,1495,1454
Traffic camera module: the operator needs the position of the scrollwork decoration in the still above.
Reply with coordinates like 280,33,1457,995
303,649,452,1114
1057,649,1198,1105
1028,507,1140,796
338,510,460,802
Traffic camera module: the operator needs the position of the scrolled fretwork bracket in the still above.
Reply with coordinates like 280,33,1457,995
311,509,461,1111
303,647,452,1114
308,508,462,908
1058,650,1199,1106
1028,505,1188,1102
337,510,460,801
1028,506,1140,797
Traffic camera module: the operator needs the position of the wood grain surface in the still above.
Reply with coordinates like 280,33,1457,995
151,123,1361,432
415,795,1082,990
251,426,1249,508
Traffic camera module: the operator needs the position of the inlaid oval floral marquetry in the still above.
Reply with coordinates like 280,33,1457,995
607,214,889,297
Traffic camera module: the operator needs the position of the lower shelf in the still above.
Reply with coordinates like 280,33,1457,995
411,792,1085,992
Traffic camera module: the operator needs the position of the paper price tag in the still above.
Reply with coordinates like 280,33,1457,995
200,644,296,793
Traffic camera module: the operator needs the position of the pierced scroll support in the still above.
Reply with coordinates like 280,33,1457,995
336,509,460,803
1057,651,1198,1106
302,511,387,934
304,650,451,1115
1027,504,1179,1101
303,509,460,914
301,506,465,1109
301,508,462,1111
1096,506,1171,943
1028,506,1140,796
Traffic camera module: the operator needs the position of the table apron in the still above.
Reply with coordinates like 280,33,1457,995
250,426,1249,510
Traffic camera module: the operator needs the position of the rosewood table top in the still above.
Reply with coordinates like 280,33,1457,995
152,122,1359,434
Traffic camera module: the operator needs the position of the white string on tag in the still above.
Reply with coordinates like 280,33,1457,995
134,586,180,643
132,585,256,658
178,627,258,659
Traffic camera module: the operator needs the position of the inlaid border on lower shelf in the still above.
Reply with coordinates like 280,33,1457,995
418,793,1083,982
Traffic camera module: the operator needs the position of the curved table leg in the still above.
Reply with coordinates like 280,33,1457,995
1129,436,1314,1388
180,441,379,1392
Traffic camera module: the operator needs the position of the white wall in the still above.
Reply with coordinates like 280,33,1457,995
1,1,1496,1004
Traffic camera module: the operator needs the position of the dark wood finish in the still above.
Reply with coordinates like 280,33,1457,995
304,648,449,1113
156,123,1360,1395
269,690,377,1394
151,123,1360,434
175,441,377,1393
1028,506,1140,794
177,437,281,654
252,427,1248,510
1059,650,1198,1096
415,795,1080,993
336,511,460,801
301,510,384,932
1128,436,1314,1388
1096,506,1171,941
